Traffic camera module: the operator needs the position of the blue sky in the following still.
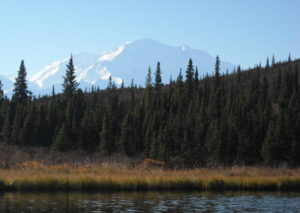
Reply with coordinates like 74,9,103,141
0,0,299,76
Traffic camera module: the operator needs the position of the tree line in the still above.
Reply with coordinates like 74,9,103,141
0,55,299,166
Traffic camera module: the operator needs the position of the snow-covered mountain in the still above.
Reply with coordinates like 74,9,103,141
2,39,236,96
0,75,13,94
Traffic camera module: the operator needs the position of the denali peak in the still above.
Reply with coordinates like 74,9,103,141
4,39,235,96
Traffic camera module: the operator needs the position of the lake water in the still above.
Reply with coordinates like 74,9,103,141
0,191,299,212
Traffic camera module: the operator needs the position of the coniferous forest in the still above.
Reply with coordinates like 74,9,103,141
0,55,299,167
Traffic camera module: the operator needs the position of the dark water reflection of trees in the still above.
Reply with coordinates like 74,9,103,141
0,191,300,213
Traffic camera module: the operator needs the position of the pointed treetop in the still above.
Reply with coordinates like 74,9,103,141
272,54,276,66
288,53,291,62
186,58,194,84
214,55,221,87
177,68,183,84
62,54,79,98
215,55,220,76
108,75,113,89
154,61,162,92
12,60,31,104
52,85,56,96
266,57,270,68
195,66,199,82
145,66,152,88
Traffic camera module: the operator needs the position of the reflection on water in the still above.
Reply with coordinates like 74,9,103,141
0,191,299,213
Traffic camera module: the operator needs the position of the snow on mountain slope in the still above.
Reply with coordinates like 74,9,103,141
99,41,131,61
0,75,13,94
96,39,235,86
29,53,101,89
86,39,235,88
8,39,235,95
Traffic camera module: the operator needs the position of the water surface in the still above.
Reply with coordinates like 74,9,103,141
0,191,299,212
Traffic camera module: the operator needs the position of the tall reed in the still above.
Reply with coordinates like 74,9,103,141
0,163,300,192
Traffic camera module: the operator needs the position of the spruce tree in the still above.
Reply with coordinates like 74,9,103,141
215,55,221,87
12,60,31,104
154,62,162,92
107,75,113,89
185,58,195,96
176,69,183,84
265,57,270,69
288,54,291,63
51,85,56,97
51,124,71,152
145,66,152,88
210,55,222,122
194,66,199,84
272,54,275,66
62,55,79,98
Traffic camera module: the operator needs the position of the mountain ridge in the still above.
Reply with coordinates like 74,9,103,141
1,39,235,96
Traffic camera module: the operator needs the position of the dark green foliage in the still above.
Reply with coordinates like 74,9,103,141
185,58,194,97
51,124,71,152
266,57,270,68
214,55,221,86
272,54,276,66
194,66,199,84
12,60,31,104
100,114,115,154
145,66,152,88
154,62,162,92
0,56,299,166
62,55,79,98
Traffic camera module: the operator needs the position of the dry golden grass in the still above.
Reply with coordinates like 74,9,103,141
0,161,300,191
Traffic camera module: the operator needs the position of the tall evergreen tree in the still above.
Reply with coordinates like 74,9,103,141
12,60,31,104
185,58,195,96
288,54,291,63
177,69,183,84
265,57,270,69
272,54,276,66
145,66,152,88
210,55,222,121
107,75,113,89
62,55,79,98
194,66,199,84
51,85,56,97
215,55,221,87
154,62,162,92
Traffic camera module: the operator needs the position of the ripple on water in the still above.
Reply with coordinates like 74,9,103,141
0,191,300,213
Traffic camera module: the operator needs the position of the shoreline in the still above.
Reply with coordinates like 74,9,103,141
1,167,300,192
1,177,300,192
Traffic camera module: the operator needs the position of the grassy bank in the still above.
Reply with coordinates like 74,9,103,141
0,162,300,192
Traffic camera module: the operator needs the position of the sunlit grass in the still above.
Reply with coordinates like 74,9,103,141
0,162,300,191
